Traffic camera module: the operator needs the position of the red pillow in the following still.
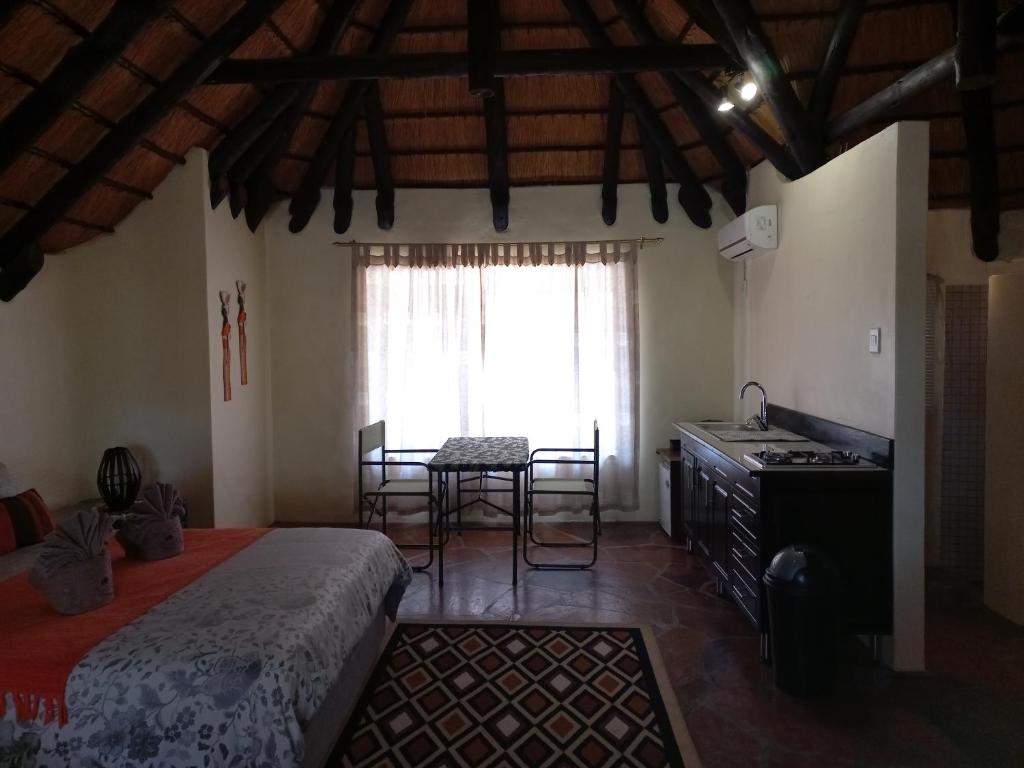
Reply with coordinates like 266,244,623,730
0,489,55,556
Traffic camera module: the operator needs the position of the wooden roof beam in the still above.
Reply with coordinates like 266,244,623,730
207,45,735,84
674,0,742,64
562,0,711,228
470,0,509,231
0,0,287,298
638,121,669,223
601,86,625,226
332,125,356,233
613,0,746,214
829,4,1022,141
956,0,997,91
961,88,1000,262
208,0,362,207
467,0,498,97
0,0,172,176
364,83,395,230
712,0,823,175
808,0,866,140
288,0,415,234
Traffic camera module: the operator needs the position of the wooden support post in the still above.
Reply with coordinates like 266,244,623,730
333,125,357,234
956,0,997,91
208,0,361,207
471,0,509,231
602,86,625,226
808,0,865,137
365,84,395,230
0,0,287,290
638,122,669,223
484,82,511,232
0,0,171,175
612,0,746,214
562,0,711,228
712,0,823,174
289,0,414,234
961,88,1000,261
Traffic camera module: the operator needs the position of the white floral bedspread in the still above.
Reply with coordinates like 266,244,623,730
1,527,411,768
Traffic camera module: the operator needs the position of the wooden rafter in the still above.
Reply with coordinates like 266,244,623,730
289,0,414,234
955,0,997,90
332,125,357,234
365,83,395,230
562,0,711,228
961,88,1000,261
829,5,1023,142
207,45,734,84
0,0,287,300
0,0,171,175
638,121,669,223
712,0,823,175
613,0,746,215
467,0,498,97
602,86,625,226
808,0,866,139
470,0,509,232
674,0,742,65
208,0,362,208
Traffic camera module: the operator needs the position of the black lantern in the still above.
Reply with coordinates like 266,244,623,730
97,447,141,512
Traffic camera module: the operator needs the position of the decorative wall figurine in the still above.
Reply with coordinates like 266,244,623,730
219,291,232,402
236,280,248,386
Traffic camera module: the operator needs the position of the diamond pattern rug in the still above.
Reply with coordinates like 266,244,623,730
330,623,699,768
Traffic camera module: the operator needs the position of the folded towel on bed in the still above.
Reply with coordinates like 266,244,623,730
28,508,114,615
116,482,184,561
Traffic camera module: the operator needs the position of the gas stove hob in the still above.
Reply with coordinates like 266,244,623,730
743,449,878,470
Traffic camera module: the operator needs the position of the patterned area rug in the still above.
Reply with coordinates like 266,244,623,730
330,622,700,768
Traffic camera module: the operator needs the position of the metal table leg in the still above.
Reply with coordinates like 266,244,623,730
438,470,445,587
512,469,520,586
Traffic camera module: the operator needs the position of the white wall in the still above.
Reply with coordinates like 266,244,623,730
734,123,930,671
265,184,736,523
0,158,215,519
203,179,274,528
927,209,1024,285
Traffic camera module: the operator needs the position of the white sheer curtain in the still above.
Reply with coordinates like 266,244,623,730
353,241,639,512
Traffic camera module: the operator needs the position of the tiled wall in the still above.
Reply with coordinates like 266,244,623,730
940,285,988,583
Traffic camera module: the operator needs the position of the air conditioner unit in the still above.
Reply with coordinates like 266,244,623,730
717,204,778,261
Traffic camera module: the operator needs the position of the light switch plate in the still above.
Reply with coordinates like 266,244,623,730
869,328,881,354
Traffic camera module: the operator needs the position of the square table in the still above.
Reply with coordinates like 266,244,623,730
428,436,529,585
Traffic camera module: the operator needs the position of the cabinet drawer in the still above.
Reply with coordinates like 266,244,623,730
730,568,761,626
730,529,760,584
730,492,758,538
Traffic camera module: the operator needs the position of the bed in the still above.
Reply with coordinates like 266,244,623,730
0,526,411,768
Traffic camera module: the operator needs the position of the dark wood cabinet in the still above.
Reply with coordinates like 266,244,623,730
675,421,893,642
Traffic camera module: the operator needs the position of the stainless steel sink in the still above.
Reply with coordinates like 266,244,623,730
693,422,807,442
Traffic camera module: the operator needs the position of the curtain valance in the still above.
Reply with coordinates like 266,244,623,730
350,239,639,268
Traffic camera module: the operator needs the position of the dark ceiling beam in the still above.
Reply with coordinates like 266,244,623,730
364,83,395,230
562,0,711,228
467,0,498,97
0,2,26,29
0,0,171,175
808,0,865,138
712,0,823,175
673,0,742,64
613,0,746,214
955,0,997,90
207,44,734,84
602,86,625,225
961,87,1000,261
208,0,362,208
474,0,509,231
681,73,801,179
638,122,669,223
829,5,1022,142
289,0,414,233
0,0,287,297
332,125,356,234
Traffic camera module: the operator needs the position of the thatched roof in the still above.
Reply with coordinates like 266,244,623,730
0,0,1021,255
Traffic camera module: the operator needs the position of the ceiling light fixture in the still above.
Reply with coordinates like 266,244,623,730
717,99,735,112
739,80,758,101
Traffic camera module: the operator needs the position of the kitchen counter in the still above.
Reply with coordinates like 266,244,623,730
673,421,887,474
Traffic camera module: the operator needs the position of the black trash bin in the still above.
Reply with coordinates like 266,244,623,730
764,544,840,697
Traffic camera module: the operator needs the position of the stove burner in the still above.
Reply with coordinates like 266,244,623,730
749,449,863,466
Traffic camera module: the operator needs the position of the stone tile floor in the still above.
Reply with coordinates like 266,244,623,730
387,522,1024,768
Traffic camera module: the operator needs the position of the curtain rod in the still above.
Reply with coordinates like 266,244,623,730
332,237,664,249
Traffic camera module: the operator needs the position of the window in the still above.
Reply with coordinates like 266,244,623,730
353,242,638,510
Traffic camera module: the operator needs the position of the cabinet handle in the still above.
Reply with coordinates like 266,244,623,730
713,466,729,481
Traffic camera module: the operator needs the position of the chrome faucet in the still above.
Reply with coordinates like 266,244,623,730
740,381,769,430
